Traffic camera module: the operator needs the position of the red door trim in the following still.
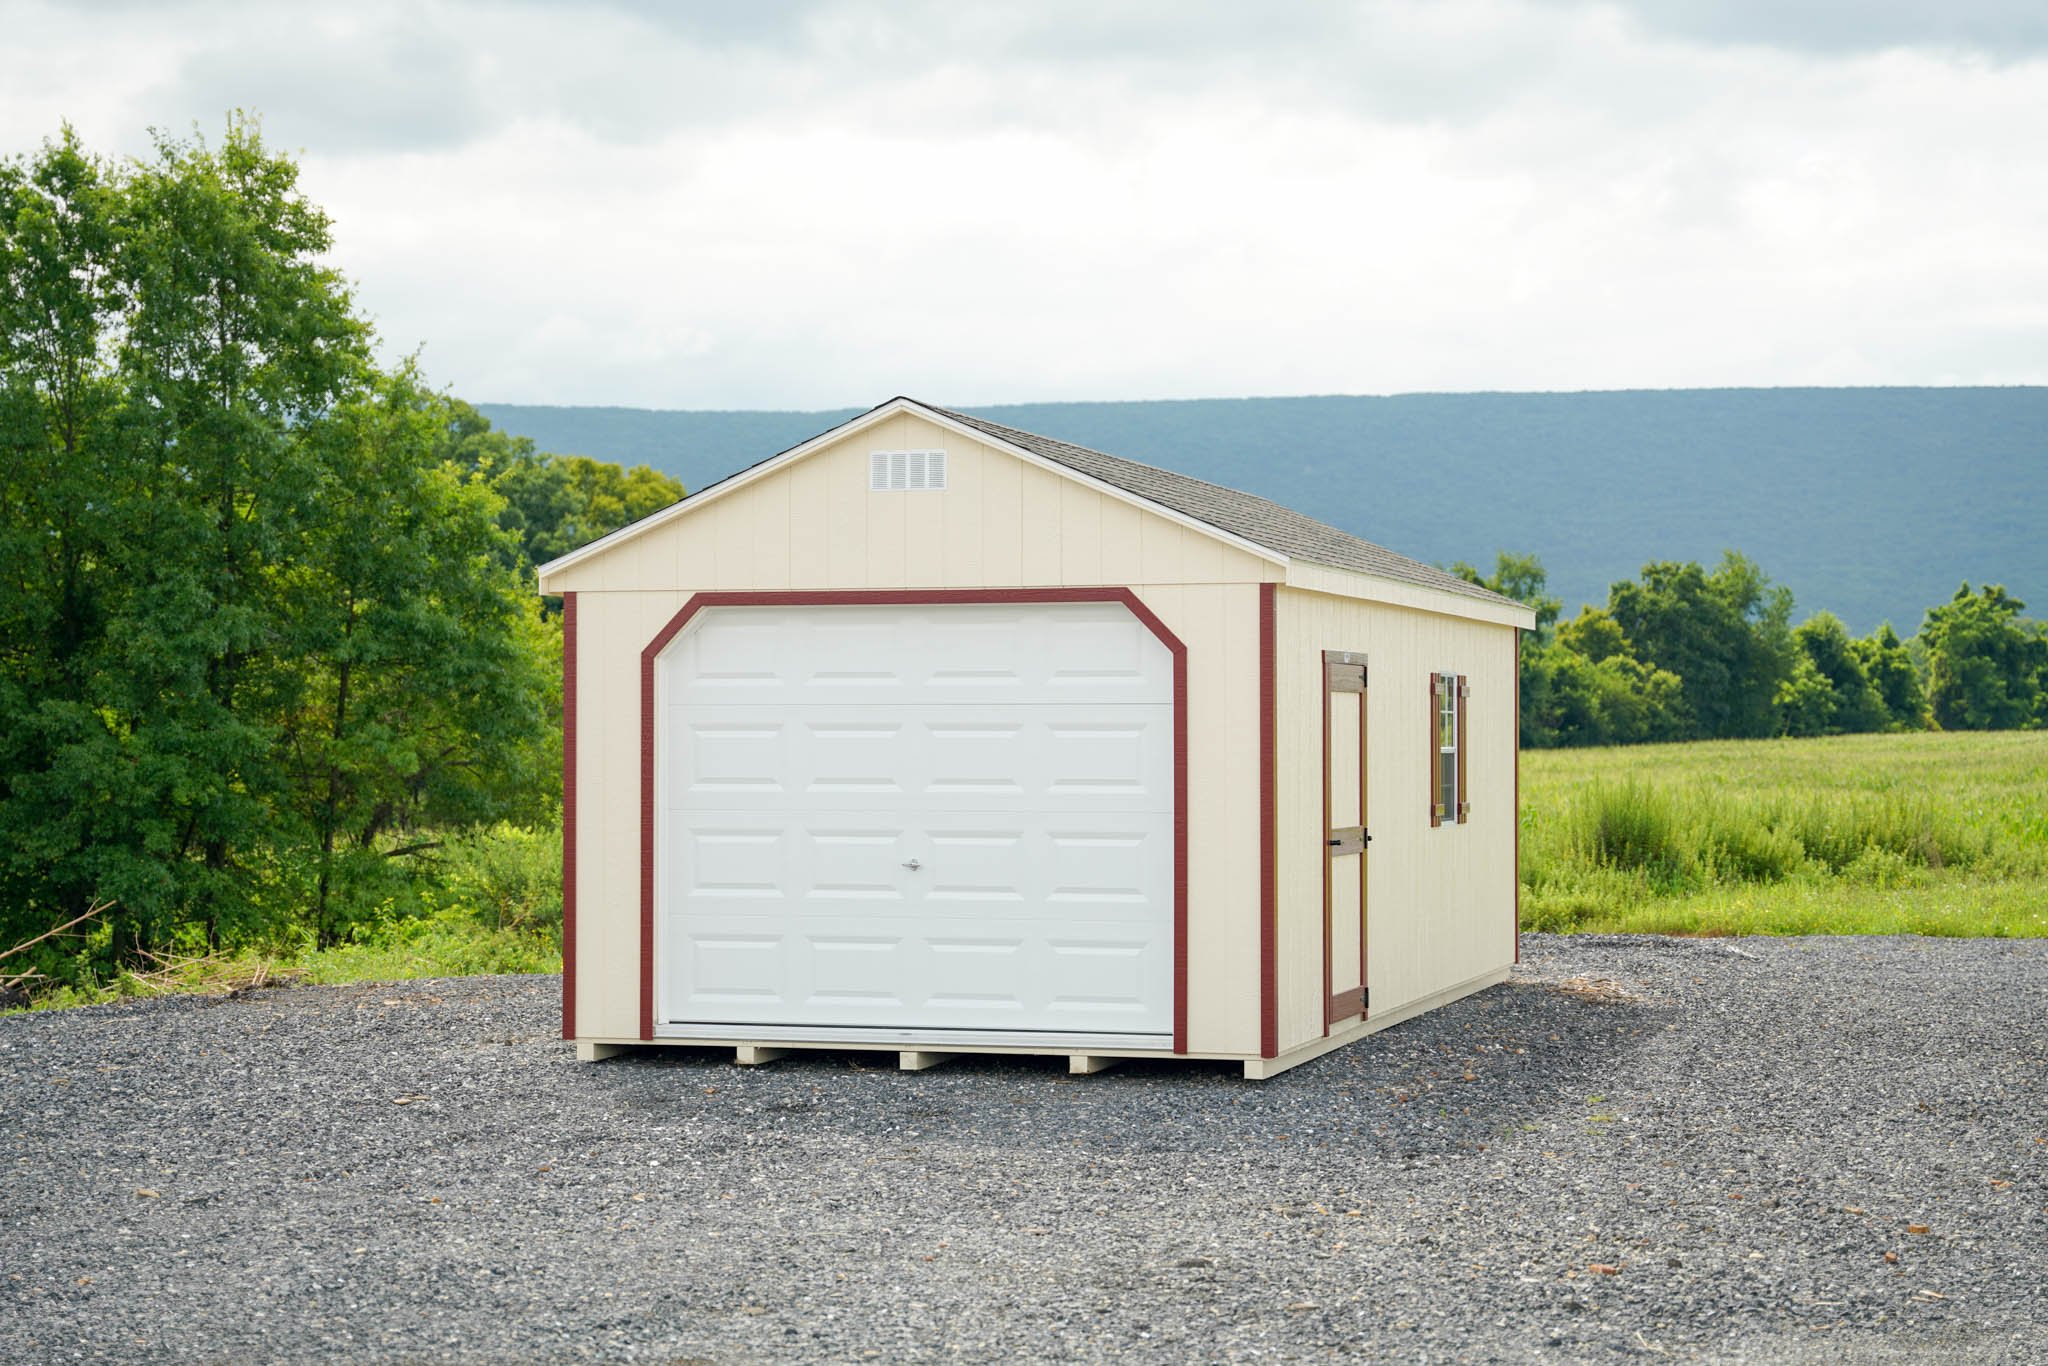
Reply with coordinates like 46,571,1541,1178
561,592,578,1041
1258,583,1278,1060
1513,628,1522,965
1320,657,1332,1038
638,587,1192,1052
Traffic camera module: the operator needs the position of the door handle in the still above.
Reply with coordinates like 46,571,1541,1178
901,859,922,872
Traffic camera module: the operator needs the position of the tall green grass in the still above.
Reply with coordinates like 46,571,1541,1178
1521,731,2048,936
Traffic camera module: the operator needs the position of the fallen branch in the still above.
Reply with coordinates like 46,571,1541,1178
0,900,115,990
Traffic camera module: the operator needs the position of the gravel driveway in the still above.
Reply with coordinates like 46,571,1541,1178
4,934,2044,1363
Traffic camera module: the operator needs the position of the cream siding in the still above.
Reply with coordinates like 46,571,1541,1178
540,414,1278,596
1271,588,1519,1056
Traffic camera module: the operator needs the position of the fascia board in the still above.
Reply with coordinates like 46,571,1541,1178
1284,560,1539,630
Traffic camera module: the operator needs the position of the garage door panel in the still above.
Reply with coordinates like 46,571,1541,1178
667,919,1168,1029
668,705,1173,813
669,603,1171,707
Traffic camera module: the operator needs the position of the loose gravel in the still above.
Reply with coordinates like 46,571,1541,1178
4,934,2045,1363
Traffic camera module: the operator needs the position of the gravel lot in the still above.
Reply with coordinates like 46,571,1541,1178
4,934,2044,1363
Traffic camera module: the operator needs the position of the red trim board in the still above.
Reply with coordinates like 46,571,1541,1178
1514,628,1522,965
1258,583,1278,1060
637,587,1192,1052
560,592,578,1041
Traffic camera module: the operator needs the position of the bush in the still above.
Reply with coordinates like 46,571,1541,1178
437,818,563,935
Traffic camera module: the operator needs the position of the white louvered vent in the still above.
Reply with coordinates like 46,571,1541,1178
869,449,947,492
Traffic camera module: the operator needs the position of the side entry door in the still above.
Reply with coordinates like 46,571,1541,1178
1323,651,1368,1026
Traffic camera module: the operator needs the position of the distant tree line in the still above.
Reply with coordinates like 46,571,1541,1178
1456,553,2048,746
0,122,680,976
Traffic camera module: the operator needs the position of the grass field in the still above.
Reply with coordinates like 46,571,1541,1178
1520,730,2048,937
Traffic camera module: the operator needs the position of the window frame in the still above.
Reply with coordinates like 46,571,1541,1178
1430,671,1470,827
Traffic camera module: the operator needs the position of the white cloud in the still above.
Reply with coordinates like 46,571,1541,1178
3,0,2043,406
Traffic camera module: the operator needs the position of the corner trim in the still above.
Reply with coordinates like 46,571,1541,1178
561,591,578,1041
1513,628,1522,965
1258,582,1278,1060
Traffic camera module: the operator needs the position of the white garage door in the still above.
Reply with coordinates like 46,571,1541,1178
656,600,1175,1043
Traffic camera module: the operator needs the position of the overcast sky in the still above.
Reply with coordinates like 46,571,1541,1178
5,0,2045,408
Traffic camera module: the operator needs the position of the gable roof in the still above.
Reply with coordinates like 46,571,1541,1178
535,395,1525,614
922,404,1522,610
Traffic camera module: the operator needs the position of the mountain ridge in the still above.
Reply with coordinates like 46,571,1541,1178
477,387,2048,632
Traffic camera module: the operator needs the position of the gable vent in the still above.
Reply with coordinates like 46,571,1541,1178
869,449,947,492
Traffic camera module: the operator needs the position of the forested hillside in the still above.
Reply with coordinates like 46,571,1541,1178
479,387,2048,634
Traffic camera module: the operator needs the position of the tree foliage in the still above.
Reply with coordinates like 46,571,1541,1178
1921,585,2048,731
437,397,684,583
0,122,580,975
1469,551,2040,747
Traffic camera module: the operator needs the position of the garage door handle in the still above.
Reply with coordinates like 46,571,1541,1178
901,859,922,872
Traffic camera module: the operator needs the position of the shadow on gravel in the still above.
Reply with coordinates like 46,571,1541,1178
579,977,1672,1161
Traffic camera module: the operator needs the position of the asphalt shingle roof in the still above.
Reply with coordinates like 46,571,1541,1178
924,402,1524,611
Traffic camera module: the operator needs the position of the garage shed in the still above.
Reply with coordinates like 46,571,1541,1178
537,397,1535,1078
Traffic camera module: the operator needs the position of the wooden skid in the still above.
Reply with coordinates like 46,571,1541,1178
566,971,1510,1079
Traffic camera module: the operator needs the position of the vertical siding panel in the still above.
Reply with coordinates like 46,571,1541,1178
573,590,659,1040
711,484,755,590
1059,482,1104,585
1219,581,1262,1053
751,475,791,591
1141,581,1261,1057
940,438,985,586
979,440,1023,586
902,449,946,588
786,451,830,588
1137,504,1183,584
825,443,867,588
1017,464,1062,585
1181,521,1228,584
865,486,907,588
669,475,715,589
1098,497,1142,584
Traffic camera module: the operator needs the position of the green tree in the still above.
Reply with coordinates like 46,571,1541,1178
437,397,684,580
0,120,557,973
1454,551,1562,746
1525,641,1688,747
1556,607,1631,663
1920,584,2047,730
1608,552,1795,740
277,369,554,944
1851,623,1927,730
1782,612,1887,735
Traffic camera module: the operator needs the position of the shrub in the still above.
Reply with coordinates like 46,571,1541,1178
436,818,563,936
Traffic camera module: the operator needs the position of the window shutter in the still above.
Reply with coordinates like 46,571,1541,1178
1428,672,1443,828
1455,675,1470,823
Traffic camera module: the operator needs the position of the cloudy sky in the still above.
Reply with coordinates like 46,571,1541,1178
4,0,2045,408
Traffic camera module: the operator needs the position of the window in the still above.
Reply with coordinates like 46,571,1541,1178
869,449,948,491
1430,672,1469,826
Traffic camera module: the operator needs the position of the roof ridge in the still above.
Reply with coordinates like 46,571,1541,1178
918,400,1524,612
